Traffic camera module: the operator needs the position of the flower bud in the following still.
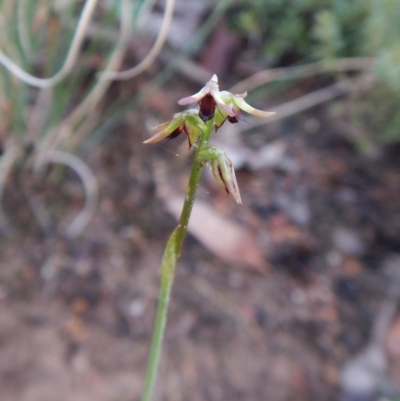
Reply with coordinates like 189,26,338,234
198,145,242,204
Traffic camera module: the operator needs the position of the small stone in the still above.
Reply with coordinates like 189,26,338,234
128,299,145,318
333,228,365,256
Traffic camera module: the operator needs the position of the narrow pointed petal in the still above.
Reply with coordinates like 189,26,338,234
151,120,171,131
178,86,210,105
145,114,184,143
210,74,218,83
233,96,275,118
143,129,172,144
152,112,186,131
227,169,242,204
212,89,236,116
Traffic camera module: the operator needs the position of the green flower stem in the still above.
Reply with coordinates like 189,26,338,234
175,119,213,252
141,119,213,401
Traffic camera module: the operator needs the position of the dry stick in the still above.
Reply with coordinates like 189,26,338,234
100,0,176,81
230,57,375,94
0,0,98,88
41,0,132,154
26,88,53,144
17,0,33,61
241,74,376,132
66,0,132,126
68,108,101,151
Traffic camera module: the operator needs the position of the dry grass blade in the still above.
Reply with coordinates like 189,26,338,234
65,0,133,128
230,57,375,94
100,0,176,80
17,0,34,61
241,74,376,132
34,150,98,238
26,88,53,144
41,0,133,153
0,0,99,88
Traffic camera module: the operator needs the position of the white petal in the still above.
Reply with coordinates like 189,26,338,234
210,74,218,83
233,96,275,118
212,89,235,116
178,86,210,105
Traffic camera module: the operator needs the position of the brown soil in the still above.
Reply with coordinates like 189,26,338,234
1,89,400,401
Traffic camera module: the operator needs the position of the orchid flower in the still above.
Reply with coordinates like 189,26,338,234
178,74,235,122
178,74,275,128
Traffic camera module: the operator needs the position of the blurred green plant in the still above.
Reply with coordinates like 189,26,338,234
230,0,367,64
230,0,400,144
365,0,400,88
0,0,241,236
0,0,176,236
231,0,385,65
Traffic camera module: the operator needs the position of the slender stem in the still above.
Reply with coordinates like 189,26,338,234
175,119,213,253
141,119,213,401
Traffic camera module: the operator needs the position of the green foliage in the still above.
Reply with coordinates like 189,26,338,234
354,84,400,144
232,0,368,64
312,10,343,60
0,0,126,149
231,0,400,88
365,0,400,88
231,0,400,143
232,0,400,89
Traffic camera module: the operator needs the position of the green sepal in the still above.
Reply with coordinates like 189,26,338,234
185,113,206,147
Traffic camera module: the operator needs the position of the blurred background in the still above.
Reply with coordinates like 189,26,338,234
1,0,400,400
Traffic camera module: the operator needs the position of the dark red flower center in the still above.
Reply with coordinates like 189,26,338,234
199,94,217,122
